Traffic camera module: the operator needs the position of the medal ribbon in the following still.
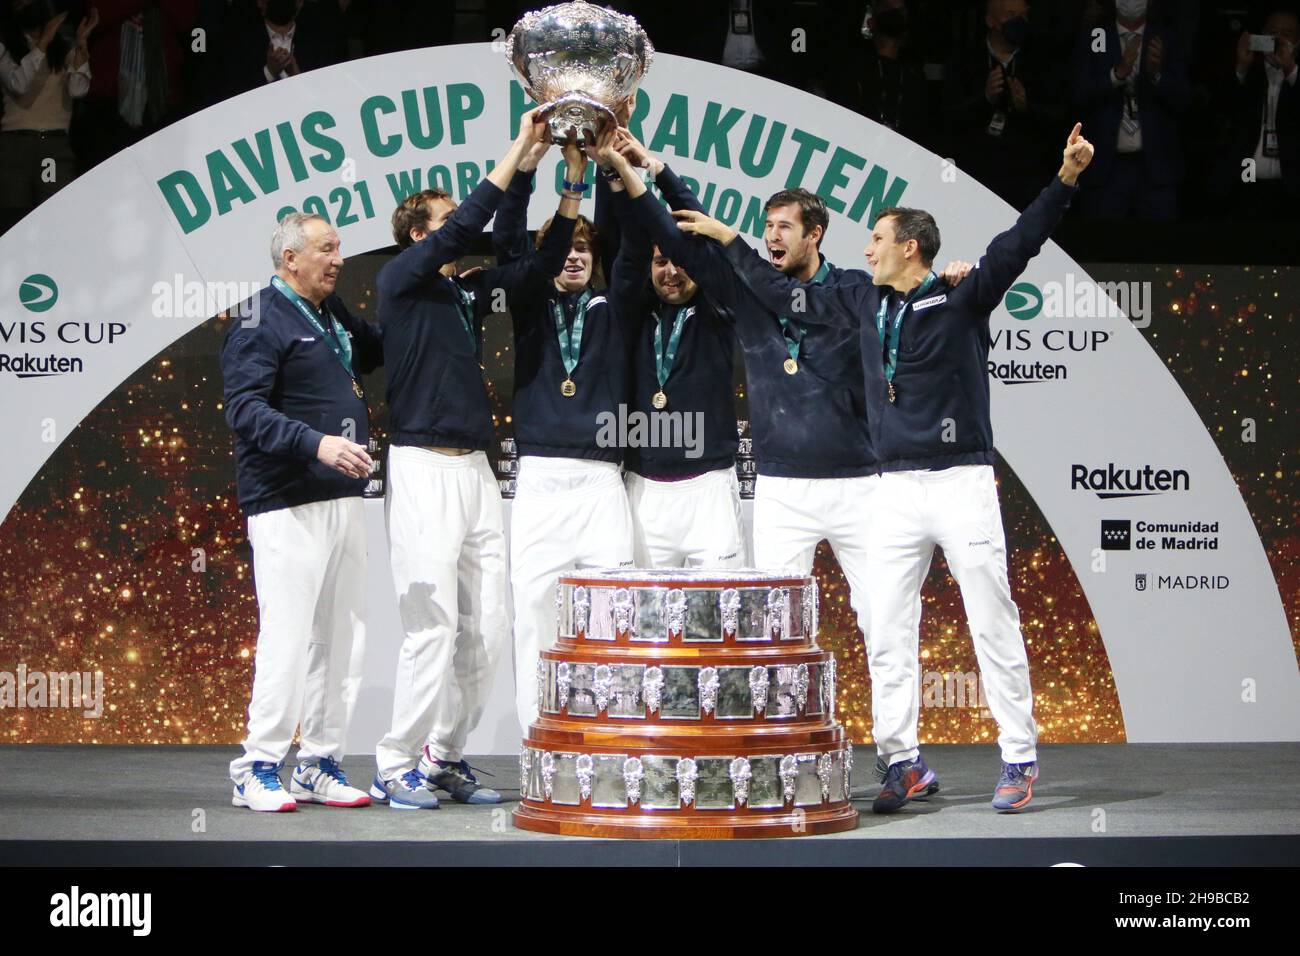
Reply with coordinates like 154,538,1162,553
875,270,938,387
777,258,831,364
550,290,592,379
271,275,357,382
653,304,694,389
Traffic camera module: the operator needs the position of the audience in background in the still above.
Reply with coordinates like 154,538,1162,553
0,1,97,233
1211,7,1299,216
78,1,199,170
225,0,330,96
944,0,1066,208
827,0,933,145
1071,0,1190,219
1,0,1298,230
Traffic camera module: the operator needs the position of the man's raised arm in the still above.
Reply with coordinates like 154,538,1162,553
482,139,586,303
604,130,749,306
589,130,656,329
674,209,870,330
963,122,1094,313
492,140,549,265
388,109,548,294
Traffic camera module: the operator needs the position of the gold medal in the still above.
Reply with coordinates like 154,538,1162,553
352,379,364,399
887,381,897,404
652,390,668,410
783,357,798,375
561,378,577,397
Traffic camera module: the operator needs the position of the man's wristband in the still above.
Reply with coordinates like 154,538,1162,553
562,179,590,194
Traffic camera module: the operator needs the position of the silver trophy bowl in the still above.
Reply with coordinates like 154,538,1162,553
506,0,655,144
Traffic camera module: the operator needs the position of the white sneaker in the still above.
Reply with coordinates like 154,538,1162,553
232,761,298,812
291,756,371,807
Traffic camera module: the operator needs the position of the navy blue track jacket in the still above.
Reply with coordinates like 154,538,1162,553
222,286,383,515
723,176,1077,472
379,178,575,450
493,169,629,463
605,187,739,478
632,164,875,478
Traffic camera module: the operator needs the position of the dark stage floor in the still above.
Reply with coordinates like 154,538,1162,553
1,743,1296,866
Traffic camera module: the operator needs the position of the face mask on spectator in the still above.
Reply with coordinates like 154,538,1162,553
873,8,908,38
264,0,299,27
1116,0,1148,21
1000,15,1029,47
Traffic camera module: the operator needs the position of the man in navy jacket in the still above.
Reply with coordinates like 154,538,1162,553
1071,0,1188,219
221,211,383,812
598,130,745,570
369,111,580,809
605,149,880,650
680,123,1095,814
490,136,638,732
610,133,969,789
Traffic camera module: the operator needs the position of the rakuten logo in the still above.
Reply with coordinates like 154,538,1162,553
1070,463,1190,499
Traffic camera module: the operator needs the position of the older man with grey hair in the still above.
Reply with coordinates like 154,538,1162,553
220,212,384,811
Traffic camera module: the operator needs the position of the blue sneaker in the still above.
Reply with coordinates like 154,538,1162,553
232,760,297,812
872,755,938,814
992,761,1038,812
874,756,940,799
418,751,502,805
368,769,440,810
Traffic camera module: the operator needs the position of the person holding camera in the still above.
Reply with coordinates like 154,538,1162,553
1214,9,1299,217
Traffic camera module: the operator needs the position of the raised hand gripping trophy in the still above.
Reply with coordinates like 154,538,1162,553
505,0,655,145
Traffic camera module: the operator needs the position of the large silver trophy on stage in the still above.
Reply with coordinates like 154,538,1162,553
505,0,655,144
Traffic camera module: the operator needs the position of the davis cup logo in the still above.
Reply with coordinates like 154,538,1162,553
1002,275,1151,326
1004,282,1042,321
19,274,58,313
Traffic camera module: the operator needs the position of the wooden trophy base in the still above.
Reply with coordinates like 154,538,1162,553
523,568,859,840
513,801,859,840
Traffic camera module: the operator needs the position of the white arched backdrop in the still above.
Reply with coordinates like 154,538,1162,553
0,45,1294,753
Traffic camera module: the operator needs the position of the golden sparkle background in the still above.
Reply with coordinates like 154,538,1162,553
0,262,1293,745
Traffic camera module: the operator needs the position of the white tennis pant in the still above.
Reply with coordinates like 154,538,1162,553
230,496,366,782
751,473,884,643
511,456,633,731
866,464,1037,767
625,467,746,568
375,447,509,777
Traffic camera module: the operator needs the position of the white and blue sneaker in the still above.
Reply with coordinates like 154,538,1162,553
368,769,440,810
232,761,298,812
291,756,371,807
418,749,502,805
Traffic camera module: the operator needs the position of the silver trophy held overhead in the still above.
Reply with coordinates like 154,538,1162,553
505,0,654,145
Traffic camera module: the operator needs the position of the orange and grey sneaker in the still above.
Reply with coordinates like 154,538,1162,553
872,755,938,814
992,761,1039,812
874,755,940,800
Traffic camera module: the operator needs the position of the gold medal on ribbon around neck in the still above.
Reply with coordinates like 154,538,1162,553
887,381,897,404
352,380,364,398
561,378,577,397
651,390,668,410
783,357,798,375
